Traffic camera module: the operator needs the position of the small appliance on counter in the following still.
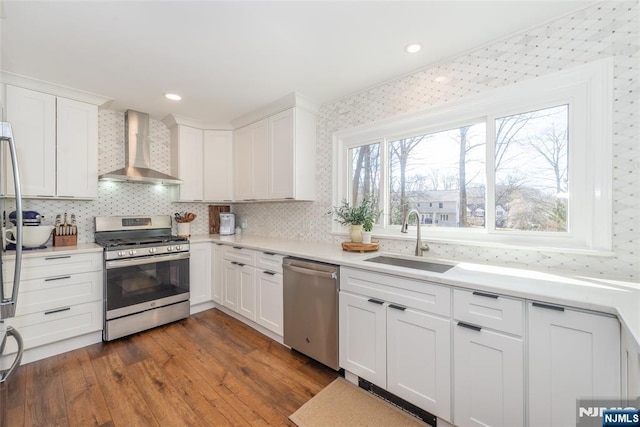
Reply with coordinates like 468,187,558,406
4,210,53,250
219,213,235,235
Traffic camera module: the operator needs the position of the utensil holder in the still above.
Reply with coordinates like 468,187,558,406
177,222,191,237
54,234,77,247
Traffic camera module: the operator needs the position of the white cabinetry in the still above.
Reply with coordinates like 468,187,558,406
222,246,257,321
1,252,103,363
255,251,284,336
234,119,269,201
234,107,315,201
170,125,234,202
211,243,224,304
5,85,98,198
453,289,524,427
528,301,621,427
188,241,213,313
340,267,452,421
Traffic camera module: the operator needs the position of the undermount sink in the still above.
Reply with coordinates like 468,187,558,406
364,255,455,273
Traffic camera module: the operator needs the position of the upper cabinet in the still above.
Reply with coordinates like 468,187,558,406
4,85,98,198
168,122,234,202
233,106,316,201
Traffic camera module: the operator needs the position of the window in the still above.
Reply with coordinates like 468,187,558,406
334,59,612,253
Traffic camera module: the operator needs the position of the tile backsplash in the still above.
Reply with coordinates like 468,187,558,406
18,1,639,280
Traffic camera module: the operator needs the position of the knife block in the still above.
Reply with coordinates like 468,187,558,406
54,234,78,247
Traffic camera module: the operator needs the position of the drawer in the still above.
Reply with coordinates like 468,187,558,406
223,246,256,265
3,252,102,283
256,251,285,273
341,267,451,317
13,270,102,317
3,300,103,354
453,288,523,336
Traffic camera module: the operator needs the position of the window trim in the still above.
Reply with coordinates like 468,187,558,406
332,58,613,254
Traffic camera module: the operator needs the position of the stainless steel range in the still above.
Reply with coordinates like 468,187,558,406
95,215,190,341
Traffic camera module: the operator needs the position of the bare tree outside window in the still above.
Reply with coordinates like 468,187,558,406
350,142,381,210
494,105,569,232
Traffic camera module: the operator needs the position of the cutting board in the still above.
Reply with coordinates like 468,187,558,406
208,205,231,234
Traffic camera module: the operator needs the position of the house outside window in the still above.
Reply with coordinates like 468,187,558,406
333,60,612,253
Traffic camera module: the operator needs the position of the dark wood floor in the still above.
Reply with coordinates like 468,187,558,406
6,308,339,426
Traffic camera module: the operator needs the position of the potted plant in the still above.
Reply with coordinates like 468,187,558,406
333,197,381,243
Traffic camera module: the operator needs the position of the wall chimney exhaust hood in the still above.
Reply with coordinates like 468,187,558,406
99,110,182,185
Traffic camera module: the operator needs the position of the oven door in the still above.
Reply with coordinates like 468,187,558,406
104,252,190,320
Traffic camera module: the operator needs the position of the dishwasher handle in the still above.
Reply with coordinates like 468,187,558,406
283,262,338,280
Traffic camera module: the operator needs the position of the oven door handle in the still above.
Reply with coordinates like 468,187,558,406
105,252,190,269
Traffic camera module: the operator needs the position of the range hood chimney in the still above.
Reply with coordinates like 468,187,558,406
99,110,182,185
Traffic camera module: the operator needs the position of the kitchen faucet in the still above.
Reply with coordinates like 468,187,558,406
401,209,430,256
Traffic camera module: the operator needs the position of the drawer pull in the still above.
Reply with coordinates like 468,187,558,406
532,302,565,312
263,271,276,276
367,298,384,305
44,255,71,260
45,275,71,282
232,246,243,250
457,321,482,332
388,303,407,311
262,251,277,256
44,307,71,315
472,291,499,299
237,263,246,267
230,261,238,265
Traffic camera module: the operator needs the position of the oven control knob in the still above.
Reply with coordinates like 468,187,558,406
129,250,136,256
176,245,182,251
117,251,124,257
148,248,156,254
167,246,173,252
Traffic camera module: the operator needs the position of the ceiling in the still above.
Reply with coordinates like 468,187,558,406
0,1,594,127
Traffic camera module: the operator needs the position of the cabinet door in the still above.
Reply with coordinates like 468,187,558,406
177,125,204,201
56,97,98,198
222,260,239,311
5,85,56,196
237,264,256,321
189,242,212,308
211,244,224,304
203,130,233,201
233,125,253,200
251,119,269,199
339,291,386,387
454,324,524,427
256,270,283,335
268,108,294,199
387,306,451,420
528,303,621,427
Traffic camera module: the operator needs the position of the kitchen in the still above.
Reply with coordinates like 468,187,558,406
0,1,639,426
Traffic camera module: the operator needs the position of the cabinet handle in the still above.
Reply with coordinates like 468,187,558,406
44,255,71,260
45,275,71,282
237,263,246,267
230,261,238,265
44,307,71,315
457,321,482,332
367,298,384,305
262,251,276,256
263,271,276,276
232,246,243,250
532,302,565,312
472,291,499,299
388,303,407,311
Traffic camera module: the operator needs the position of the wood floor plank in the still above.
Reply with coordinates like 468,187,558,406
23,356,69,427
91,352,159,427
6,308,338,427
58,349,113,427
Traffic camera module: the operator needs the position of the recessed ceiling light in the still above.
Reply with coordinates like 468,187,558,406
164,93,182,101
405,43,422,54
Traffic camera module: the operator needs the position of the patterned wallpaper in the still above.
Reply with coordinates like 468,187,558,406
235,1,640,280
18,1,638,280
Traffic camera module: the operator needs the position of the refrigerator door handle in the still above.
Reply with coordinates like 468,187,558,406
0,122,23,319
0,326,23,383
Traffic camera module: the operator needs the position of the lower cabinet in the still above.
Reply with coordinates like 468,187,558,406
188,242,212,310
339,268,452,421
528,301,621,427
453,325,524,427
256,270,283,335
211,243,224,304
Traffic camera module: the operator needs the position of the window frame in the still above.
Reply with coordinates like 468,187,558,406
332,59,613,254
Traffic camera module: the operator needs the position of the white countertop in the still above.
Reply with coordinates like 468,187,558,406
2,243,103,259
192,234,640,349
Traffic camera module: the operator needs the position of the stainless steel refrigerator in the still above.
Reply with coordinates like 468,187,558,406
0,122,24,427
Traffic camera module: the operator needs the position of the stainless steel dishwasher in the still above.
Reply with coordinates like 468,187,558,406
283,257,339,370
